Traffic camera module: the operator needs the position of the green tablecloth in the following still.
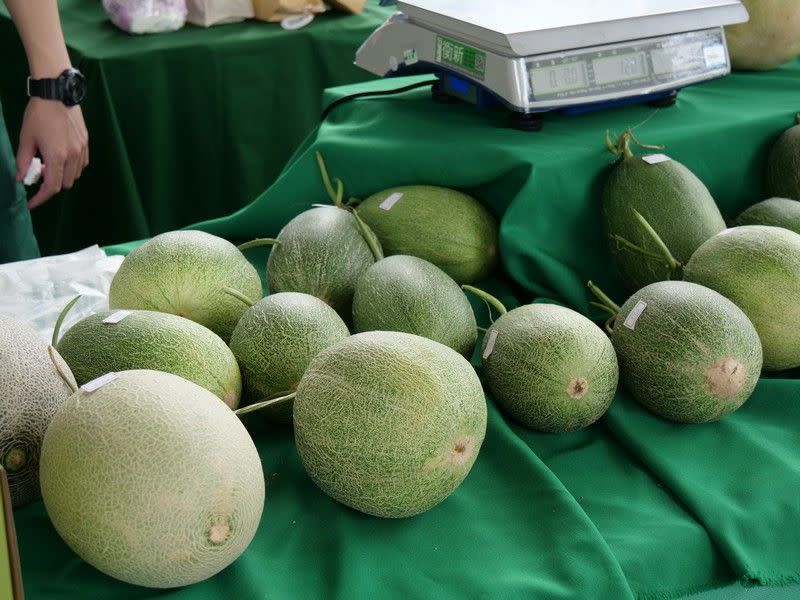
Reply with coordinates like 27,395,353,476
0,0,390,255
15,61,800,598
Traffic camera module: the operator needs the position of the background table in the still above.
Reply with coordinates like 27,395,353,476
0,0,390,255
15,60,800,598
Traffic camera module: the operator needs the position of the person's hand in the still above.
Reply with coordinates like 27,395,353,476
15,97,89,209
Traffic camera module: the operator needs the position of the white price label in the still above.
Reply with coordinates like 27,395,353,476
80,372,118,393
642,154,672,165
103,310,133,324
482,330,498,360
703,44,726,68
379,193,404,211
623,301,648,330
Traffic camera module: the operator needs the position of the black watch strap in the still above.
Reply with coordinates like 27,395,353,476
26,77,61,101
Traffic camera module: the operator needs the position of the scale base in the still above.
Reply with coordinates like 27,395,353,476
429,73,680,131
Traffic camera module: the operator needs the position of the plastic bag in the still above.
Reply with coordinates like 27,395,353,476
0,245,124,343
185,0,254,26
102,0,188,34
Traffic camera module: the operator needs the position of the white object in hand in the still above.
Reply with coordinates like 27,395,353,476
23,157,43,187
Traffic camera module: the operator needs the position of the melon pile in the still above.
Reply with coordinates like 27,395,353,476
3,112,798,590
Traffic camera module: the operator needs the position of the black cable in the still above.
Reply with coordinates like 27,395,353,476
320,79,436,122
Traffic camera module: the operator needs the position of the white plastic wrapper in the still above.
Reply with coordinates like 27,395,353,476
102,0,188,34
0,246,124,343
185,0,254,27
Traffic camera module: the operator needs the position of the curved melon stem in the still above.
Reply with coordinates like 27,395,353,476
631,209,683,278
586,281,620,315
315,151,345,208
605,130,664,160
221,287,256,308
234,391,297,417
349,208,384,262
462,285,508,318
236,238,280,253
51,294,81,347
47,345,78,393
795,113,800,126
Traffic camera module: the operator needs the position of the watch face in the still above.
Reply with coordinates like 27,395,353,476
62,69,86,106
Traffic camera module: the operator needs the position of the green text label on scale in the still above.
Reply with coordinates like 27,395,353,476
436,36,486,80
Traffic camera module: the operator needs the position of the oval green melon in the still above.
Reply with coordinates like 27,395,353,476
736,197,800,233
267,206,379,318
481,304,618,433
725,0,800,71
0,313,76,508
352,255,477,357
293,331,487,518
611,281,762,423
109,230,262,342
766,116,800,201
56,310,242,408
39,370,265,589
684,225,800,371
355,186,498,283
602,151,726,290
229,292,350,423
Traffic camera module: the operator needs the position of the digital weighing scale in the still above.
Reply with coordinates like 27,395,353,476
355,0,749,129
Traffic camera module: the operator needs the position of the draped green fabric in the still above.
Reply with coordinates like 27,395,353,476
13,59,800,599
0,0,390,255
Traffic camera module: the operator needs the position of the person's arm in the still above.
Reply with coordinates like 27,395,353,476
5,0,88,209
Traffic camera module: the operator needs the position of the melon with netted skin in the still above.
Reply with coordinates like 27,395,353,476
229,292,350,424
56,310,242,408
0,313,76,508
109,230,262,342
684,225,800,371
481,304,618,433
611,281,762,423
352,255,477,357
766,116,800,201
602,133,726,290
355,186,498,284
736,198,800,233
267,206,380,319
293,331,487,518
39,370,265,589
725,1,800,71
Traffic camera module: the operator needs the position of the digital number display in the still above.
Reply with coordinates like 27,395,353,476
593,52,648,85
529,61,589,96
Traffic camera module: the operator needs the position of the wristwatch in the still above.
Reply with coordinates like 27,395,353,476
26,68,86,106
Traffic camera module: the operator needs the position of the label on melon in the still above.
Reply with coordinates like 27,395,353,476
623,300,648,330
642,154,672,165
379,193,404,211
482,330,498,359
80,372,118,393
102,311,133,324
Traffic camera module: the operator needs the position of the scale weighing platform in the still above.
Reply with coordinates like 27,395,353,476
355,0,749,129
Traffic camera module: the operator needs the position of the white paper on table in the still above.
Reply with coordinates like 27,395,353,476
0,245,124,343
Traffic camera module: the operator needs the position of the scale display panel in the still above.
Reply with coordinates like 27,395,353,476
525,29,727,102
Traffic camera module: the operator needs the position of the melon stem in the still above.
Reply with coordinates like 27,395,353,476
605,130,664,160
795,113,800,126
462,285,508,316
350,208,384,262
234,392,297,417
631,209,683,278
315,152,344,208
221,287,256,308
237,238,279,253
48,345,77,393
51,294,81,346
586,281,620,316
